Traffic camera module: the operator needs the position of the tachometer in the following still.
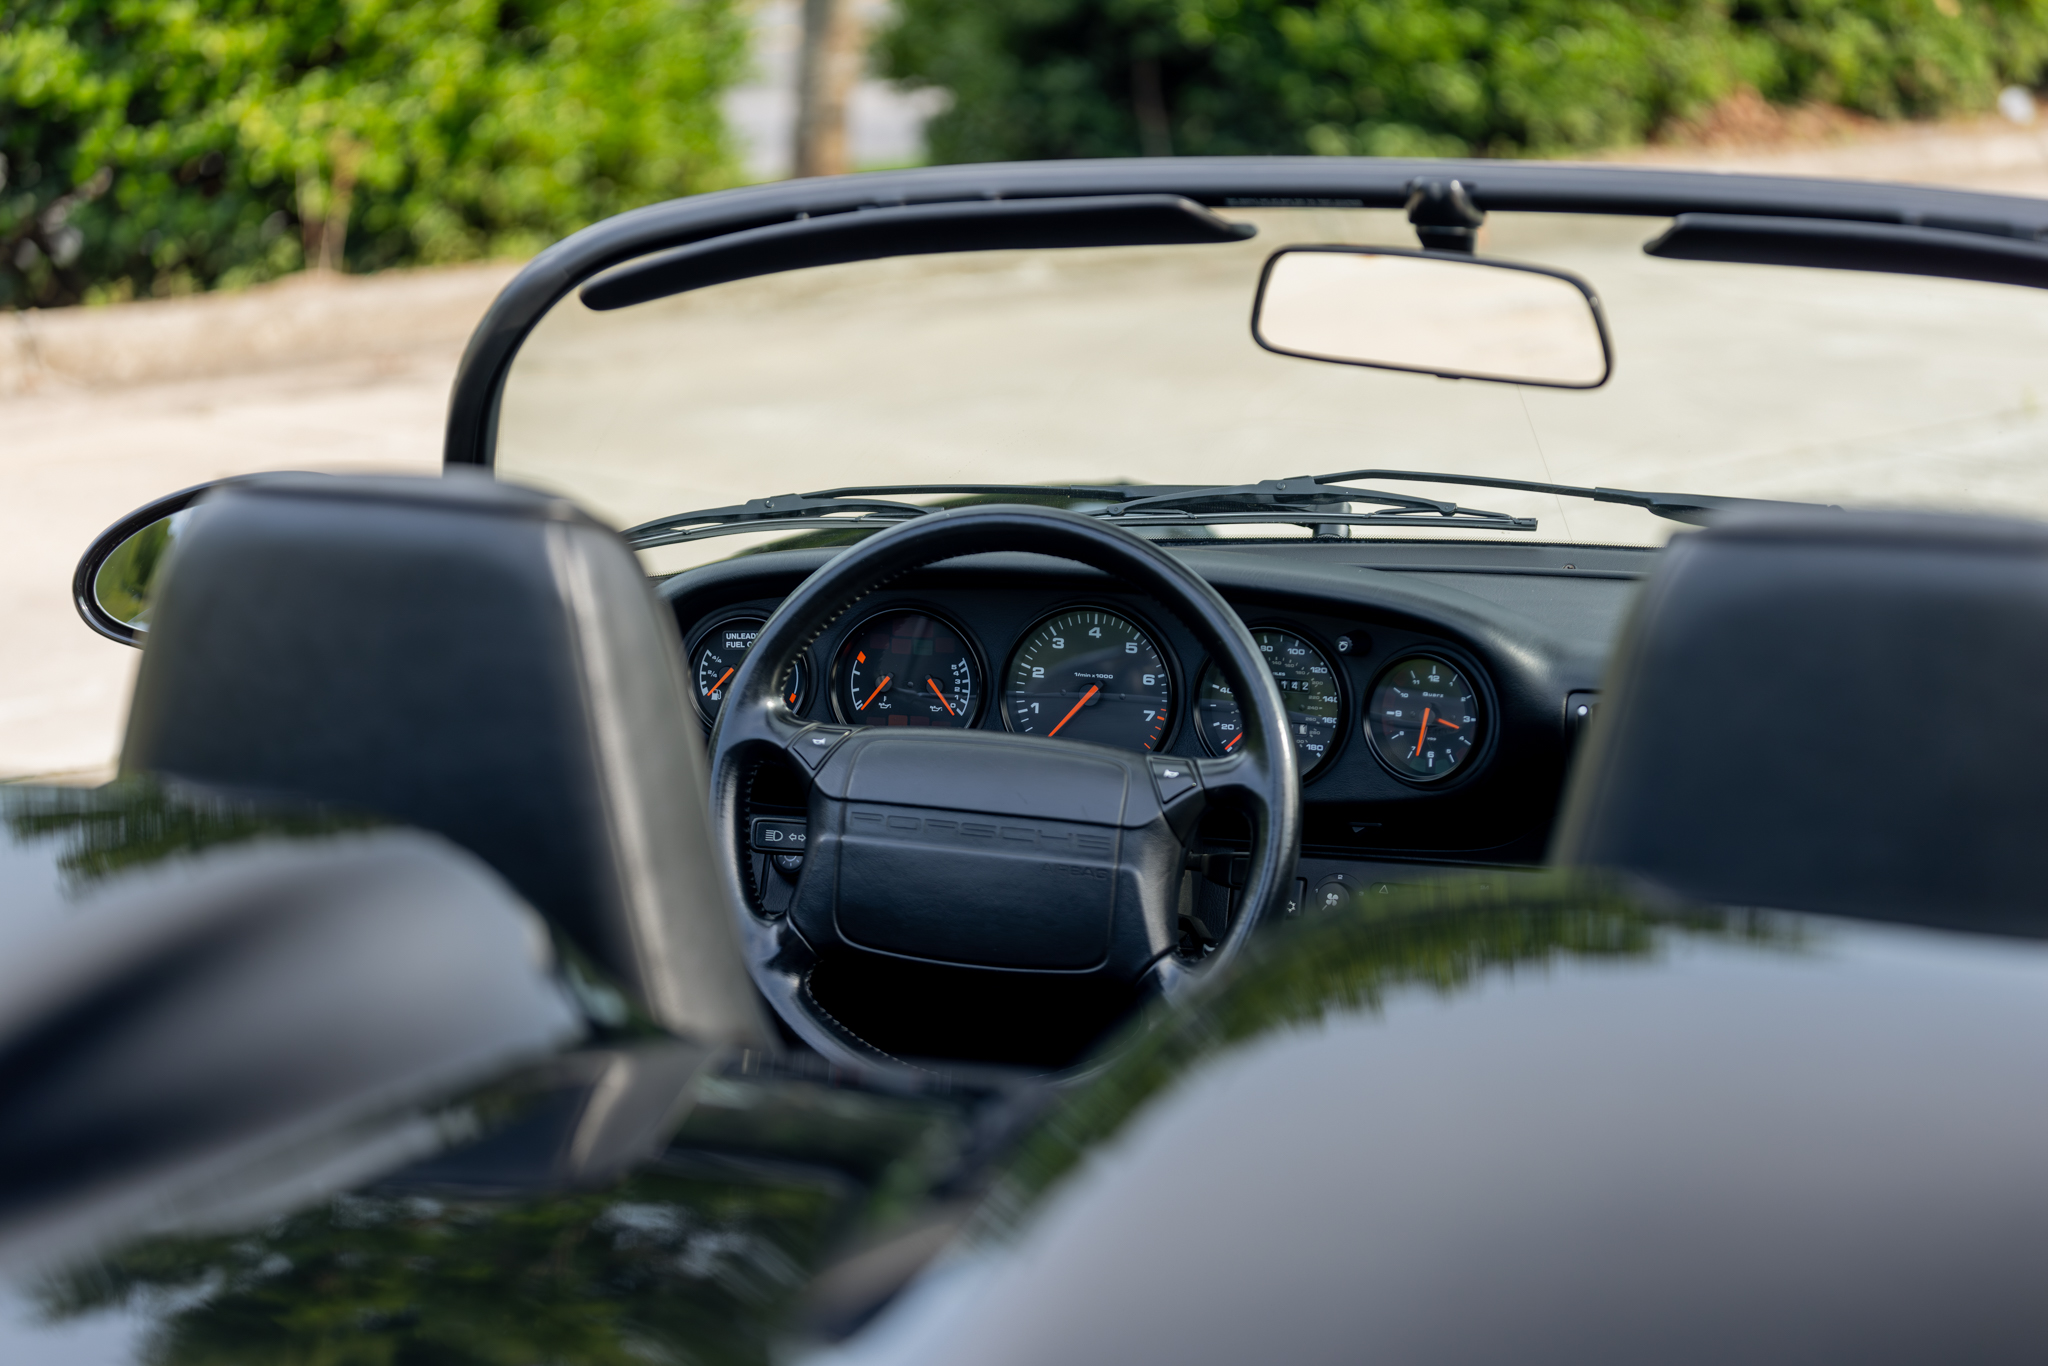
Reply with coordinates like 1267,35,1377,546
691,617,808,723
834,610,981,727
1003,608,1172,750
1365,654,1483,782
1197,629,1343,775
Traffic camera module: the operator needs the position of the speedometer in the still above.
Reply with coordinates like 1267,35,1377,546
1196,629,1342,775
1003,608,1173,751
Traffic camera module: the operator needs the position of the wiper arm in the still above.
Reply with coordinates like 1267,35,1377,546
621,484,1193,549
1102,474,1537,532
1271,469,1836,528
621,478,1539,550
621,491,937,549
618,470,1821,551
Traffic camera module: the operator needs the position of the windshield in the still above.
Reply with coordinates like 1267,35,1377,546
494,206,2048,572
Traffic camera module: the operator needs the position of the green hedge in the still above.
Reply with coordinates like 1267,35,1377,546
881,0,2048,163
0,0,746,309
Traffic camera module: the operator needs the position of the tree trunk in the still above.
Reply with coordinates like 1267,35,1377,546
1133,56,1174,157
794,0,864,178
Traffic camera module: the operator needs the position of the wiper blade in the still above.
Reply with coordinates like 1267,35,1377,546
1258,469,1836,528
1100,474,1537,531
1106,469,1832,529
620,479,1537,549
621,491,934,549
620,485,1153,549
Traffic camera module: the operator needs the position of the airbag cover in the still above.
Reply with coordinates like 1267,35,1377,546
832,804,1120,969
838,737,1135,826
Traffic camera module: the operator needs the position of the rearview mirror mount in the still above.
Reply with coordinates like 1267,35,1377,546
1251,246,1613,390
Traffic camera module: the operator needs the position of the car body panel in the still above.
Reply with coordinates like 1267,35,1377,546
8,836,2047,1361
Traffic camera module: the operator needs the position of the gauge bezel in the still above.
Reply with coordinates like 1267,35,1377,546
1195,622,1347,780
997,601,1181,752
1362,649,1495,787
686,613,813,725
827,604,989,729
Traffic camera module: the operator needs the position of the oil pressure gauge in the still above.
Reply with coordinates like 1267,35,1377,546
834,610,982,727
1365,654,1484,782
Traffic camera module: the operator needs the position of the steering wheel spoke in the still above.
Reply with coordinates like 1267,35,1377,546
714,691,819,762
1191,751,1261,808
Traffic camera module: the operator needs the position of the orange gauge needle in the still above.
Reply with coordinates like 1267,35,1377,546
1435,717,1460,729
705,667,735,698
1225,731,1243,751
927,678,957,716
1047,685,1099,737
858,675,892,711
1413,706,1433,758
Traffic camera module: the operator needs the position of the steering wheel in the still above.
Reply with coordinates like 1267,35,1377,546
707,505,1301,1069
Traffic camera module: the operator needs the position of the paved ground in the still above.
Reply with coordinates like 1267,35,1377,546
1,270,509,781
11,121,2048,782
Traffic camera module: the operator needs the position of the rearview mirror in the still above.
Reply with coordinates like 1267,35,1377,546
1252,246,1612,389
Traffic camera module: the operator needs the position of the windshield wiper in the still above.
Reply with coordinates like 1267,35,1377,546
619,470,1827,550
620,479,1536,549
1256,469,1838,528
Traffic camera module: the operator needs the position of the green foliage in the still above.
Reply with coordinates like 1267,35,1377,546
0,0,747,309
29,1064,972,1363
90,514,174,629
3,776,382,888
37,1173,842,1365
880,0,2048,163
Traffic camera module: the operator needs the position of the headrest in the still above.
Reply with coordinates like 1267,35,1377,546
121,472,772,1046
1553,509,2048,933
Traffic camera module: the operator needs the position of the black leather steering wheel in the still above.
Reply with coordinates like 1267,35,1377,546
707,505,1301,1069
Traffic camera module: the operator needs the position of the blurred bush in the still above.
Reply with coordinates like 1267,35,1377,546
0,0,746,309
880,0,2048,162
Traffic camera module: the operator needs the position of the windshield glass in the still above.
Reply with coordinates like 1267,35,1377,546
495,206,2048,571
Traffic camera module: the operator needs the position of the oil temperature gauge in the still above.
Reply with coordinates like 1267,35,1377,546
691,617,809,724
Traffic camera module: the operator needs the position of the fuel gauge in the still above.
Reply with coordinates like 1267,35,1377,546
691,617,809,723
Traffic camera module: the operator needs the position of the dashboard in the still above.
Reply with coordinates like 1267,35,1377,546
661,537,1648,906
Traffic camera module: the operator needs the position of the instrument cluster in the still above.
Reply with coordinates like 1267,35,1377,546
682,596,1493,788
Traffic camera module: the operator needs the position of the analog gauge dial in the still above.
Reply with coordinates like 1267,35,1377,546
1366,654,1483,782
1003,608,1173,750
835,611,981,727
692,617,808,723
1197,629,1343,775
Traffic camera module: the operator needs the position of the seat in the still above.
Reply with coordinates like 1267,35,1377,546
1552,508,2048,933
120,472,771,1045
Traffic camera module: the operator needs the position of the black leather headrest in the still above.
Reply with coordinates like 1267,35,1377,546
1554,509,2048,933
121,472,771,1046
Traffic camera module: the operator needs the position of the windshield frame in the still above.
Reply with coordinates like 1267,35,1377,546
444,156,2048,473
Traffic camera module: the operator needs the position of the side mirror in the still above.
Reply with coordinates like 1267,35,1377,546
72,481,219,645
1251,246,1612,389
